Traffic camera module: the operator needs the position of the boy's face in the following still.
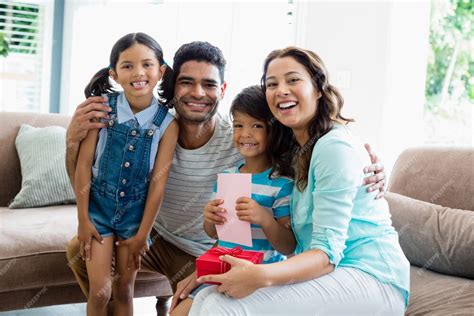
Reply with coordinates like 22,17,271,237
174,60,226,123
232,111,268,161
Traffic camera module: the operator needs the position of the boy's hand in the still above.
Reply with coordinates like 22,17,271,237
204,199,226,225
115,235,148,270
235,197,272,227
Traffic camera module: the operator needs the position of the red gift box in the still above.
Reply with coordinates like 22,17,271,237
196,246,264,284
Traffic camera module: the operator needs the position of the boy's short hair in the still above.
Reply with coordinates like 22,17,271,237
230,85,273,125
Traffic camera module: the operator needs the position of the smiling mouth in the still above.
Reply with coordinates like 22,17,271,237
240,143,258,149
131,81,148,88
278,101,297,110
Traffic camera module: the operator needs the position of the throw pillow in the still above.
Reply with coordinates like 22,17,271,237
9,124,76,208
386,192,474,279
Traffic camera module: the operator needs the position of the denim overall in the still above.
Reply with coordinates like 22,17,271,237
88,92,168,244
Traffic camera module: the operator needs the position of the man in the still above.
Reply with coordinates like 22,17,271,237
65,41,385,314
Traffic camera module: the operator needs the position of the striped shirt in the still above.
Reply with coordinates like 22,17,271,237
153,114,243,257
216,164,294,263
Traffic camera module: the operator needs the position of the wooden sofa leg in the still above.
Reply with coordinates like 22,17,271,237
156,295,172,316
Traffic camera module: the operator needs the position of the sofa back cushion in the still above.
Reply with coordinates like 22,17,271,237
386,192,474,279
388,146,473,211
0,112,71,206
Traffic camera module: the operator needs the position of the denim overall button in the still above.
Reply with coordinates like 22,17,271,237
147,129,154,136
128,145,134,151
121,179,127,184
119,191,125,197
108,120,115,127
131,130,137,136
124,162,130,168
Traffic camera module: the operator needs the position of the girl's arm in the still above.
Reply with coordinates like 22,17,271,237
136,119,179,242
75,128,102,260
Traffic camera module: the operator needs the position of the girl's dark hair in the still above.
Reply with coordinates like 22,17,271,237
84,32,175,107
261,46,354,191
230,85,295,179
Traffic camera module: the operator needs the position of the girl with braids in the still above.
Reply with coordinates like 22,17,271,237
190,47,409,315
75,32,178,315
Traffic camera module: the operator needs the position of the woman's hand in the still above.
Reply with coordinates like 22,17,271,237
197,255,266,299
204,199,226,225
235,197,273,227
77,219,103,261
115,235,148,270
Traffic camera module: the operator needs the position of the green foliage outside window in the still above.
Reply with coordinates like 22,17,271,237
0,3,39,55
0,32,8,57
425,0,473,144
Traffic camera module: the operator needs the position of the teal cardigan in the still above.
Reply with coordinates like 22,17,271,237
290,124,410,306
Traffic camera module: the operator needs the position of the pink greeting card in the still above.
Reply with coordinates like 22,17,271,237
215,173,253,247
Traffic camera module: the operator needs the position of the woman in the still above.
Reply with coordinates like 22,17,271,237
189,47,409,315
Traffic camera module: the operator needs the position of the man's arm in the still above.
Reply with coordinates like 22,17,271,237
65,96,111,189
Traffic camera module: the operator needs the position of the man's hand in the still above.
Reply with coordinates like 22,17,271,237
66,96,111,147
169,270,199,313
363,143,386,199
115,235,149,270
235,197,272,227
77,219,103,261
203,199,226,225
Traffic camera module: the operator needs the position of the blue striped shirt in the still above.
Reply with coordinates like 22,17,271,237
214,164,294,263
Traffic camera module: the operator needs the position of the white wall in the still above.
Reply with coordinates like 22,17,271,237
60,1,295,116
296,0,431,175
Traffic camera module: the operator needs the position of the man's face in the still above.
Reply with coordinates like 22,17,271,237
174,61,226,123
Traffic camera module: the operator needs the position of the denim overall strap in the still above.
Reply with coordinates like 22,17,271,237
153,104,169,127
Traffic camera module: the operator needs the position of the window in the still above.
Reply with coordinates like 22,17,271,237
0,0,53,112
424,0,473,145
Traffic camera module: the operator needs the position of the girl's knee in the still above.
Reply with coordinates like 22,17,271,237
114,276,134,304
88,284,112,308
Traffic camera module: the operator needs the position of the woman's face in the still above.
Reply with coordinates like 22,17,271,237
264,56,321,133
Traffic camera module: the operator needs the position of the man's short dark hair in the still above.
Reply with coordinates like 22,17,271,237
173,41,226,83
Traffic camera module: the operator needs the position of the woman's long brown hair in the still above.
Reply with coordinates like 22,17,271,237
261,47,354,191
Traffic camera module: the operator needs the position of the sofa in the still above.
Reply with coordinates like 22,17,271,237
386,147,474,315
0,112,172,312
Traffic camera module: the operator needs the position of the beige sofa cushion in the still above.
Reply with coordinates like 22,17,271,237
9,124,76,208
386,192,474,279
0,205,77,260
0,205,77,293
408,266,474,315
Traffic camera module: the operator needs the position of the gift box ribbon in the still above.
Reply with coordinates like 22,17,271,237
208,246,243,257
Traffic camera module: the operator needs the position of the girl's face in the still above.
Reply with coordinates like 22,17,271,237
264,56,321,133
110,43,165,111
232,111,268,161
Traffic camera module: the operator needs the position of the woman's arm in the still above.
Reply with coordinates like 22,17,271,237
198,248,334,298
199,133,362,298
